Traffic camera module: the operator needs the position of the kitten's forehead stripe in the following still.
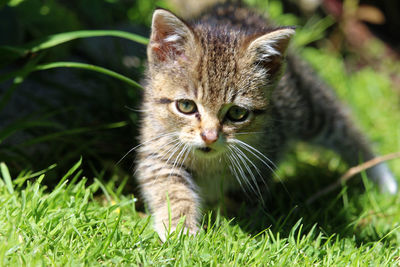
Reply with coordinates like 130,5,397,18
183,85,189,93
195,26,242,105
226,60,239,103
194,52,203,99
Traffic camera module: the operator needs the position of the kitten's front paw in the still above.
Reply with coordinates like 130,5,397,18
154,219,199,242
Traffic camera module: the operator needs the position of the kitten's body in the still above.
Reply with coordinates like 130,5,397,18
137,4,397,241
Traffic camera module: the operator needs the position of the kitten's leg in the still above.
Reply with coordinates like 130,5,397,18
277,54,397,194
137,156,200,242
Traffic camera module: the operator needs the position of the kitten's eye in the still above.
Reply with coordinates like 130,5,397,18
176,99,197,114
226,106,249,122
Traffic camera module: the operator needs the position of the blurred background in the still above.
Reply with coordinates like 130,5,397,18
0,0,399,194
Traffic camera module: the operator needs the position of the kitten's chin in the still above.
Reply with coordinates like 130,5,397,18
194,146,224,158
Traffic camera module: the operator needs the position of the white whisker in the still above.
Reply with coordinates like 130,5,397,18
117,132,177,165
236,139,278,168
225,149,247,194
133,138,180,176
231,144,267,187
124,105,146,113
230,145,264,202
228,146,259,196
165,142,184,166
233,139,293,201
230,145,266,204
233,139,278,174
146,138,180,160
179,145,192,173
235,131,265,135
170,143,188,174
151,141,184,184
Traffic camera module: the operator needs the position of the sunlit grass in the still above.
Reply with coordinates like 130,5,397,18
1,155,399,265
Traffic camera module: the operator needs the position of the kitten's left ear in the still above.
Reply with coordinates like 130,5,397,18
246,27,295,76
148,9,196,64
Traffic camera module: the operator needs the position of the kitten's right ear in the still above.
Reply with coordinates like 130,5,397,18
148,9,195,63
245,27,295,78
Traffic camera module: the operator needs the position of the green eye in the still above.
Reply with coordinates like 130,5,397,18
226,106,249,122
176,99,197,114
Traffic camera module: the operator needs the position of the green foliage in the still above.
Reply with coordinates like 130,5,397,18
0,29,146,177
0,0,158,178
126,0,170,25
0,162,399,265
245,0,335,46
0,30,148,67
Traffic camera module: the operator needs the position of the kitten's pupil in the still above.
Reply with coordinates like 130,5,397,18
176,99,197,114
227,106,249,122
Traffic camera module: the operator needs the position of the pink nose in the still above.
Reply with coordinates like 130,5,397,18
200,129,219,145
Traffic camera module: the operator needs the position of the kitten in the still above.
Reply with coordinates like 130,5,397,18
136,5,397,241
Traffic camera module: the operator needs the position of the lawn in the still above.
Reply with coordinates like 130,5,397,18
1,0,400,265
1,153,400,265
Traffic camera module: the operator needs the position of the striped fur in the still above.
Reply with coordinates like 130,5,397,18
137,5,397,241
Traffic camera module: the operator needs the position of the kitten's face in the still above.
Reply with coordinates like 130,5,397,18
150,60,269,159
145,9,294,160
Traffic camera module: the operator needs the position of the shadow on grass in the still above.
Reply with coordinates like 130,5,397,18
218,158,395,246
129,146,398,247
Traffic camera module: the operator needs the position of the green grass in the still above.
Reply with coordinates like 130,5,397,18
1,156,400,265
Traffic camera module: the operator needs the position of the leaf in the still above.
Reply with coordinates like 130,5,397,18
18,121,128,147
0,53,44,112
0,0,7,9
0,162,14,194
356,5,385,25
0,61,143,119
0,120,60,143
0,46,26,65
13,164,57,187
34,61,143,90
7,0,26,7
56,157,82,189
0,30,149,60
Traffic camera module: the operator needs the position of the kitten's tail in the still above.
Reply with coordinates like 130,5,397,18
284,53,398,195
368,163,398,194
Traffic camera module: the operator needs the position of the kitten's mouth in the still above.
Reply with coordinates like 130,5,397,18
197,146,213,153
195,144,225,158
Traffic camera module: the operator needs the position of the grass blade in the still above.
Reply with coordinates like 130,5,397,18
27,30,149,52
56,157,82,189
101,211,122,254
0,162,13,194
0,120,60,143
34,62,143,90
0,53,44,111
0,30,149,59
14,164,57,187
18,121,127,147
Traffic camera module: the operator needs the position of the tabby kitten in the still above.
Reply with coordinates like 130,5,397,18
137,5,397,241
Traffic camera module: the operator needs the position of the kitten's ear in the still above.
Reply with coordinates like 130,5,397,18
246,27,295,76
148,9,195,63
